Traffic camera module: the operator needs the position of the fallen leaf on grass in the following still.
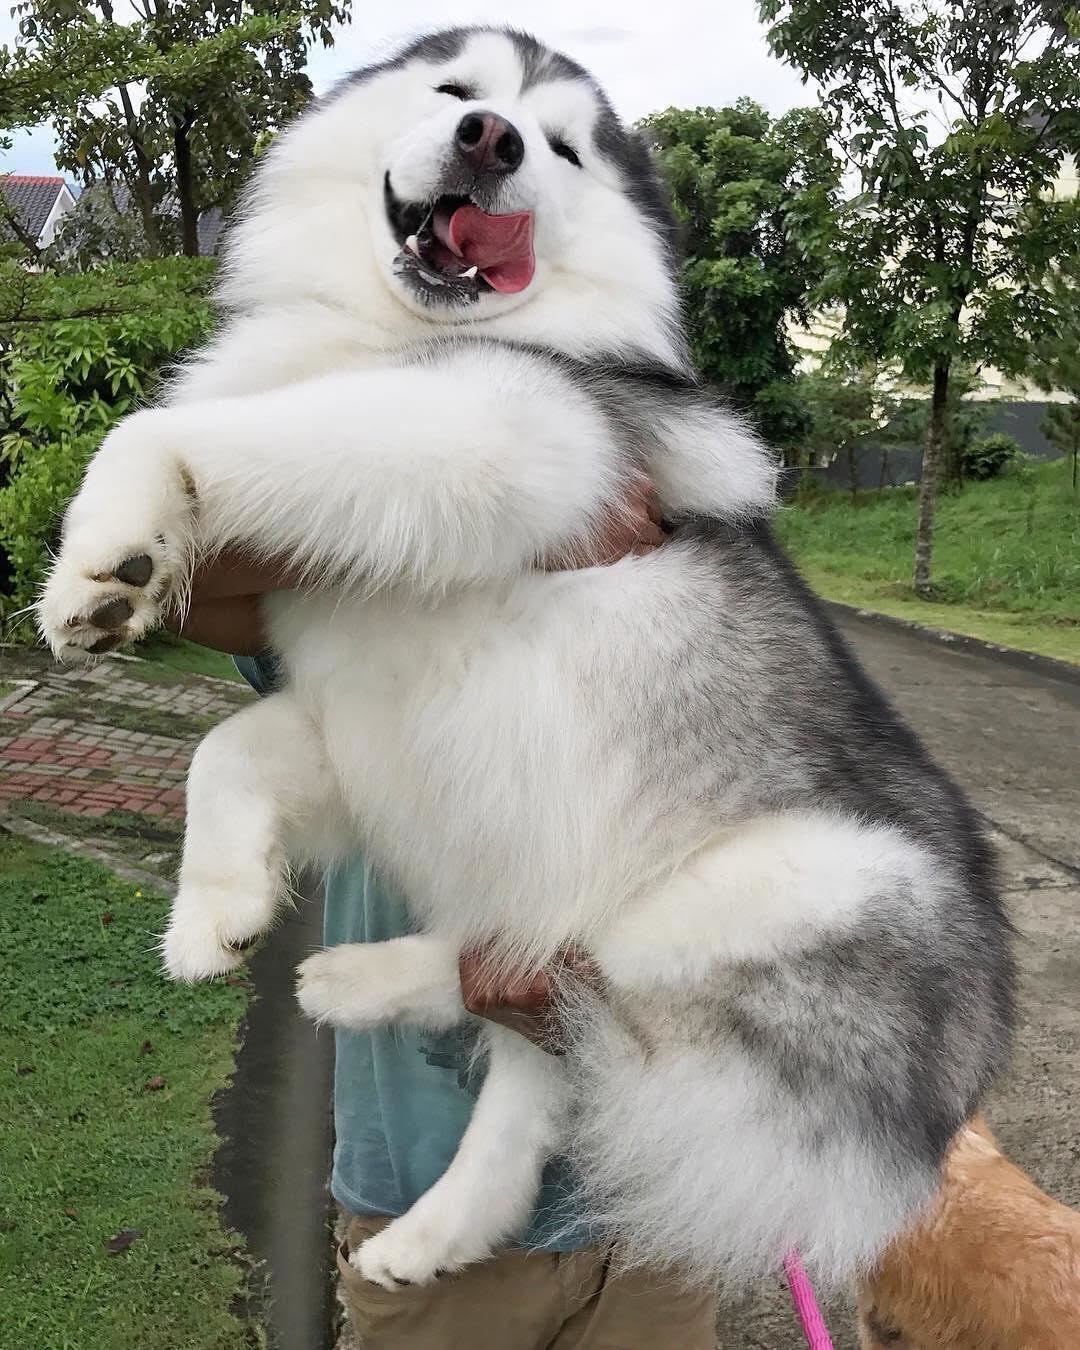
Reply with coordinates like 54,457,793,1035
101,912,113,926
139,1040,154,1056
63,1207,79,1220
107,1228,142,1254
143,1075,167,1092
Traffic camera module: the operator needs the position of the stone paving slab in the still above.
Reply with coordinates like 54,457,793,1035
0,644,250,874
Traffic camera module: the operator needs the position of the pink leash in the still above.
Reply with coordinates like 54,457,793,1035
783,1250,835,1350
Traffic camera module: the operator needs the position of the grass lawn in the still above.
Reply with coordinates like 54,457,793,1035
775,458,1080,665
133,632,244,684
0,832,255,1350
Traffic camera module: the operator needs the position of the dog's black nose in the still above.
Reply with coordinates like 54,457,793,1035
455,111,524,176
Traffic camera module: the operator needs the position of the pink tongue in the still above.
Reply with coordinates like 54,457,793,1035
433,204,535,294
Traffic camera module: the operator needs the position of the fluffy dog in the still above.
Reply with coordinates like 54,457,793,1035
38,27,1014,1291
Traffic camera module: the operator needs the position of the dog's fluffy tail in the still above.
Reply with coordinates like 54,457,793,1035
560,997,940,1290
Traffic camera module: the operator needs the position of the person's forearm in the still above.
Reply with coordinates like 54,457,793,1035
165,594,268,655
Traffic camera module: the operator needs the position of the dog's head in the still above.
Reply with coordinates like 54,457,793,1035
224,27,687,366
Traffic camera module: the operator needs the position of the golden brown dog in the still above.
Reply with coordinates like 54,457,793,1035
857,1117,1080,1349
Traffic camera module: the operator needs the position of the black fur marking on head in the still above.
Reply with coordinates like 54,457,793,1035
335,29,470,93
507,28,588,90
504,28,681,269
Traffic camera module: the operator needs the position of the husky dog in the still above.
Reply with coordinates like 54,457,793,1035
38,27,1013,1291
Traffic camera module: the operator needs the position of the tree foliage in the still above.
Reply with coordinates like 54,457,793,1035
799,366,897,498
2,0,351,256
0,258,215,624
963,430,1023,480
641,100,840,453
760,0,1080,592
1032,262,1080,490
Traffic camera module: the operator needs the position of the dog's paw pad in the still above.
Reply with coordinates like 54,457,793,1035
88,634,124,655
87,597,134,630
113,553,154,587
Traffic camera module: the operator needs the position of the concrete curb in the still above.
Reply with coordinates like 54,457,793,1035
823,601,1080,689
0,812,177,895
213,874,336,1350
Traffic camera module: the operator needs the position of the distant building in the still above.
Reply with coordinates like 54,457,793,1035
0,174,75,250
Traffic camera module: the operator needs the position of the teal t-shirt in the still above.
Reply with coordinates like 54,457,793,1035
235,655,591,1252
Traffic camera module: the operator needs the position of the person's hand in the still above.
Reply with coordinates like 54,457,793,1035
458,946,603,1054
545,478,666,571
163,547,302,654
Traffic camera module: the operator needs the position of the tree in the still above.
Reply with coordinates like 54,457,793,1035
760,0,1080,594
799,366,896,499
47,182,160,268
1039,355,1080,491
641,101,840,455
1033,262,1080,491
888,366,994,488
3,0,351,257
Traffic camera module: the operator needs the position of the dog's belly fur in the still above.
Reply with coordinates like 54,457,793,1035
269,546,734,952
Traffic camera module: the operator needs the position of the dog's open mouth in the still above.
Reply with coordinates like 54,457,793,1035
386,178,535,302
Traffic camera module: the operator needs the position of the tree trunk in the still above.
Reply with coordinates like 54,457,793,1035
913,362,950,595
123,157,163,258
97,0,162,257
173,118,199,256
847,445,858,502
878,447,890,492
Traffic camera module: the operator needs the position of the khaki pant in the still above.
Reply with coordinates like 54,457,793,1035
338,1214,718,1350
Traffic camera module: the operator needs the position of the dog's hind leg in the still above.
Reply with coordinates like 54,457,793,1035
296,935,466,1031
162,692,341,981
351,1024,570,1290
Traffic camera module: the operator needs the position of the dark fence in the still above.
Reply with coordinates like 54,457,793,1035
802,399,1062,492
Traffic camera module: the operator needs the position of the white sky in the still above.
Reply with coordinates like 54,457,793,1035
0,0,811,175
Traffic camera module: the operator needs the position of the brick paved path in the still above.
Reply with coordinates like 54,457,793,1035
1,645,250,879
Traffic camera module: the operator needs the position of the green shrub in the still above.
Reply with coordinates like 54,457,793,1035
962,431,1022,481
0,258,215,632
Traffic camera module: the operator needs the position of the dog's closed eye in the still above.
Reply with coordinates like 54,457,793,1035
548,138,581,167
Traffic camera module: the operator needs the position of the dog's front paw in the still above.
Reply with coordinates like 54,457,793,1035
38,537,178,663
352,1214,482,1290
37,414,195,663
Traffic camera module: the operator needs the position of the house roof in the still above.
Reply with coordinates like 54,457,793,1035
0,174,69,242
197,207,224,256
108,181,225,256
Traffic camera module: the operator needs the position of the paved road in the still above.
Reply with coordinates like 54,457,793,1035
719,613,1080,1349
